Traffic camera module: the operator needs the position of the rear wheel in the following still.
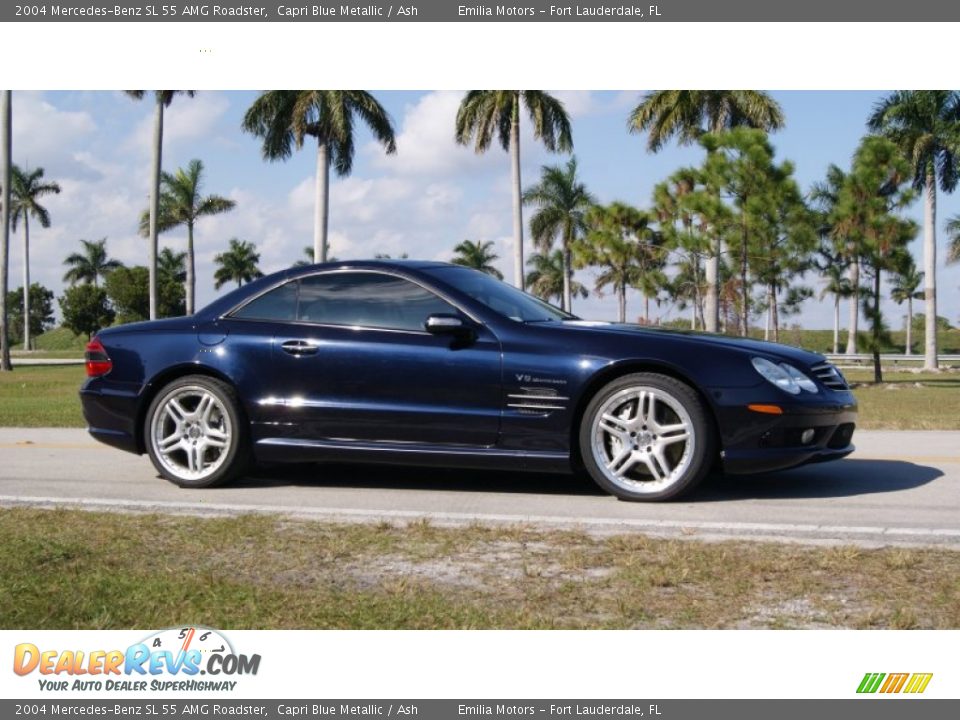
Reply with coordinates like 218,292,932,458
579,373,715,501
145,375,248,488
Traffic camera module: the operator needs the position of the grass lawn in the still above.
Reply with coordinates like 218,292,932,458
12,326,89,358
842,369,960,430
0,507,957,629
0,366,86,427
0,365,957,430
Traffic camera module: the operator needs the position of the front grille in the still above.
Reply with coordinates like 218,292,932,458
506,387,569,415
810,362,849,391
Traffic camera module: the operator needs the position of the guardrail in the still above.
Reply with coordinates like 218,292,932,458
824,354,960,365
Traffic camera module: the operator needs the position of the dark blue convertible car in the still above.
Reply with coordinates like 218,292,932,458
80,260,857,501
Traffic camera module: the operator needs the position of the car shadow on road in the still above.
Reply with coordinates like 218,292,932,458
692,458,943,502
236,457,941,501
239,462,607,496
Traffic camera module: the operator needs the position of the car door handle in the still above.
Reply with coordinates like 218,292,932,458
280,340,319,356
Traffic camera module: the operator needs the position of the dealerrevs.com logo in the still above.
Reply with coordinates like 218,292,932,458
13,627,261,692
857,672,933,694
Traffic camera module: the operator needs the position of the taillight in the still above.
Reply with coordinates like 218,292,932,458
85,337,112,377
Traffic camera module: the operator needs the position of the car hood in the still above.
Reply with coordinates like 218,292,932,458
559,320,825,366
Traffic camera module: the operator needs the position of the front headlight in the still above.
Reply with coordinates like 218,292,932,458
751,357,819,395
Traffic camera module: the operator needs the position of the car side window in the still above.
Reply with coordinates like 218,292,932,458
231,280,298,321
297,272,457,332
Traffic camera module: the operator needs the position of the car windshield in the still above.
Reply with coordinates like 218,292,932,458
426,265,576,323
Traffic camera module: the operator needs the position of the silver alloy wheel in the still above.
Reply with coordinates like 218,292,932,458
590,385,696,495
150,385,233,483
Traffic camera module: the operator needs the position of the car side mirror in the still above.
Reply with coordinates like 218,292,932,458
424,313,470,336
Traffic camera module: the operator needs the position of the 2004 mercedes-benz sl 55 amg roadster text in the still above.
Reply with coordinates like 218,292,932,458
80,260,857,501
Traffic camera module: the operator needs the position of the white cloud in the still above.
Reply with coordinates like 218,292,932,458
10,92,97,172
549,91,600,117
125,92,230,155
370,90,495,177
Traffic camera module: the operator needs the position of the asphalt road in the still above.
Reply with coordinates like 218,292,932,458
1,428,958,548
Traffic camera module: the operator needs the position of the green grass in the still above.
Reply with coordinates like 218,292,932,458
842,369,960,430
12,326,89,357
1,508,957,629
0,366,86,427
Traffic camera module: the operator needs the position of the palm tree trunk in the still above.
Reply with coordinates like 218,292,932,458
510,111,524,290
22,215,29,351
618,283,626,323
771,284,779,343
562,242,572,313
704,237,719,332
832,294,840,355
739,221,749,337
845,257,858,355
873,268,882,384
148,97,164,321
905,296,913,355
186,220,195,315
922,171,938,370
315,138,330,263
764,287,772,341
0,90,11,371
689,299,695,330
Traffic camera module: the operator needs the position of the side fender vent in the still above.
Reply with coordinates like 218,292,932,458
506,387,569,415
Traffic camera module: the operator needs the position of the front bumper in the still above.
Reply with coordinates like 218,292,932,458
714,387,858,475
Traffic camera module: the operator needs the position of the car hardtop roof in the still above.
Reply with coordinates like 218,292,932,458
297,258,452,272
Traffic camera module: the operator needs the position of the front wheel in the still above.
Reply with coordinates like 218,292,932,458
579,373,715,502
145,375,249,488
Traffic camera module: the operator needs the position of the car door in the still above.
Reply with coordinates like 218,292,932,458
231,270,503,447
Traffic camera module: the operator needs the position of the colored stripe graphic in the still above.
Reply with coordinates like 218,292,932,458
857,673,885,693
857,672,932,694
904,673,934,694
880,673,909,693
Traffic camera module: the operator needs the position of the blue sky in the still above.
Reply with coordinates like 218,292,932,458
9,90,960,329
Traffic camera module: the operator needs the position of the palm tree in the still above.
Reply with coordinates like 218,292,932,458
243,91,396,264
868,91,960,370
628,90,784,332
455,91,573,290
811,164,861,354
947,214,960,268
522,157,595,311
451,239,503,279
815,249,851,355
158,246,187,284
525,250,588,305
139,159,235,314
126,90,195,321
0,90,12,371
890,260,923,355
576,203,663,323
579,202,664,322
63,238,123,287
213,238,263,289
9,165,61,350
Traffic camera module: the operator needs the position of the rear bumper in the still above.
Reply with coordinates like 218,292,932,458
79,381,142,455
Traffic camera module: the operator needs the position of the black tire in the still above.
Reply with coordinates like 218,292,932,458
144,374,249,488
578,372,715,502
